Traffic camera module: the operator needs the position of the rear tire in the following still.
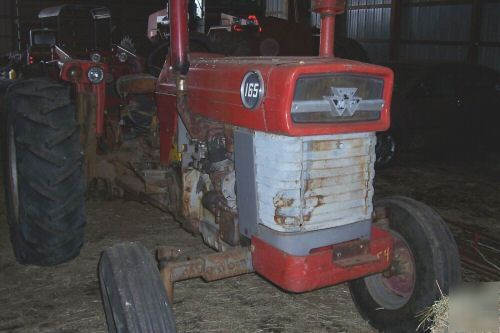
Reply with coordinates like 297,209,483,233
2,79,86,266
349,196,461,332
99,242,177,333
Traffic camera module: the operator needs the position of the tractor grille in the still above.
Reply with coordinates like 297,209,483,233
254,132,376,233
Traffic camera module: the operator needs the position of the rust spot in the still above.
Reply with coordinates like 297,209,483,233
274,215,287,225
273,194,295,208
273,192,296,226
315,195,325,207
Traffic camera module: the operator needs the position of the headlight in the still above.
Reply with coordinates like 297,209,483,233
291,74,385,123
118,52,128,63
90,53,101,63
87,67,104,84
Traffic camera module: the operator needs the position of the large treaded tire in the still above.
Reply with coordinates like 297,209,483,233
99,242,177,333
2,79,86,266
349,196,461,332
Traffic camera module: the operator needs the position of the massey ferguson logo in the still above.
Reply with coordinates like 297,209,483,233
324,87,362,116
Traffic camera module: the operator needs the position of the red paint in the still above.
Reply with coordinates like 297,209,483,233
311,0,346,56
156,93,178,165
60,61,108,136
319,15,335,57
169,0,190,74
156,56,393,141
92,83,106,136
251,227,393,293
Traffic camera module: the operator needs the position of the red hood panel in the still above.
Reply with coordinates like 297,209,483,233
157,55,394,136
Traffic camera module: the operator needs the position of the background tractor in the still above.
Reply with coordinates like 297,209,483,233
146,0,369,76
1,4,153,266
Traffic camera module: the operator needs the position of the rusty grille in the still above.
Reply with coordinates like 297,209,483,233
254,132,375,233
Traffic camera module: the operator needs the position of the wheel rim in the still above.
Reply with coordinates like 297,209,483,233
8,126,20,222
376,133,396,166
364,231,416,310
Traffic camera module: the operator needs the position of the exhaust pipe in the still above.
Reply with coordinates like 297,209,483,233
169,0,190,75
312,0,346,57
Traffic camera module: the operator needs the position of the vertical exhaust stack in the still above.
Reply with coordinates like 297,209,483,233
169,0,190,75
312,0,346,57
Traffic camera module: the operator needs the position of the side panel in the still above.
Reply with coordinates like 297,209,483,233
234,129,259,238
187,61,270,131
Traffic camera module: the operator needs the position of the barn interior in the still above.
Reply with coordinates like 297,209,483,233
0,1,499,332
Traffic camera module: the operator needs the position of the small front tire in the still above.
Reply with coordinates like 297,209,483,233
99,242,177,333
349,197,461,332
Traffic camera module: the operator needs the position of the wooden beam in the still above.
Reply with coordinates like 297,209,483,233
468,0,482,64
389,0,403,61
12,0,19,51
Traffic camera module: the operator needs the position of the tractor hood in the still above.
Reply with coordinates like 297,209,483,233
157,55,394,136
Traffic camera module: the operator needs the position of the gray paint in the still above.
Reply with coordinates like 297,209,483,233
257,220,371,256
234,128,259,238
234,129,374,255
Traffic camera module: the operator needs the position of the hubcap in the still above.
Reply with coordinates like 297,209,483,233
364,231,416,310
8,127,20,222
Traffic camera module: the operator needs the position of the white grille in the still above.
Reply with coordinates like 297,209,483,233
254,132,376,233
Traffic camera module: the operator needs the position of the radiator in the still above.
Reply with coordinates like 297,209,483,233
253,132,376,233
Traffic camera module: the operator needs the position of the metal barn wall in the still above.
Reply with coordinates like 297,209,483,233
266,0,288,19
346,0,500,71
480,1,500,71
0,0,14,55
347,0,391,63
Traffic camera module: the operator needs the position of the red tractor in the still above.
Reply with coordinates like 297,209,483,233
1,4,152,265
99,0,461,331
3,0,460,331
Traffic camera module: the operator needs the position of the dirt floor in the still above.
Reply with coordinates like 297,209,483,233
1,152,499,333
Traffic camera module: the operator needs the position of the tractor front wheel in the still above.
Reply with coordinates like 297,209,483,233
349,196,461,332
99,242,177,333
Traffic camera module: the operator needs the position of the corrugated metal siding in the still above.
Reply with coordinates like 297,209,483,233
401,5,471,41
400,44,468,62
347,7,391,39
479,47,500,72
345,0,500,71
481,2,500,42
254,132,375,233
0,0,13,54
480,2,500,71
349,0,391,6
265,0,288,19
346,1,391,63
